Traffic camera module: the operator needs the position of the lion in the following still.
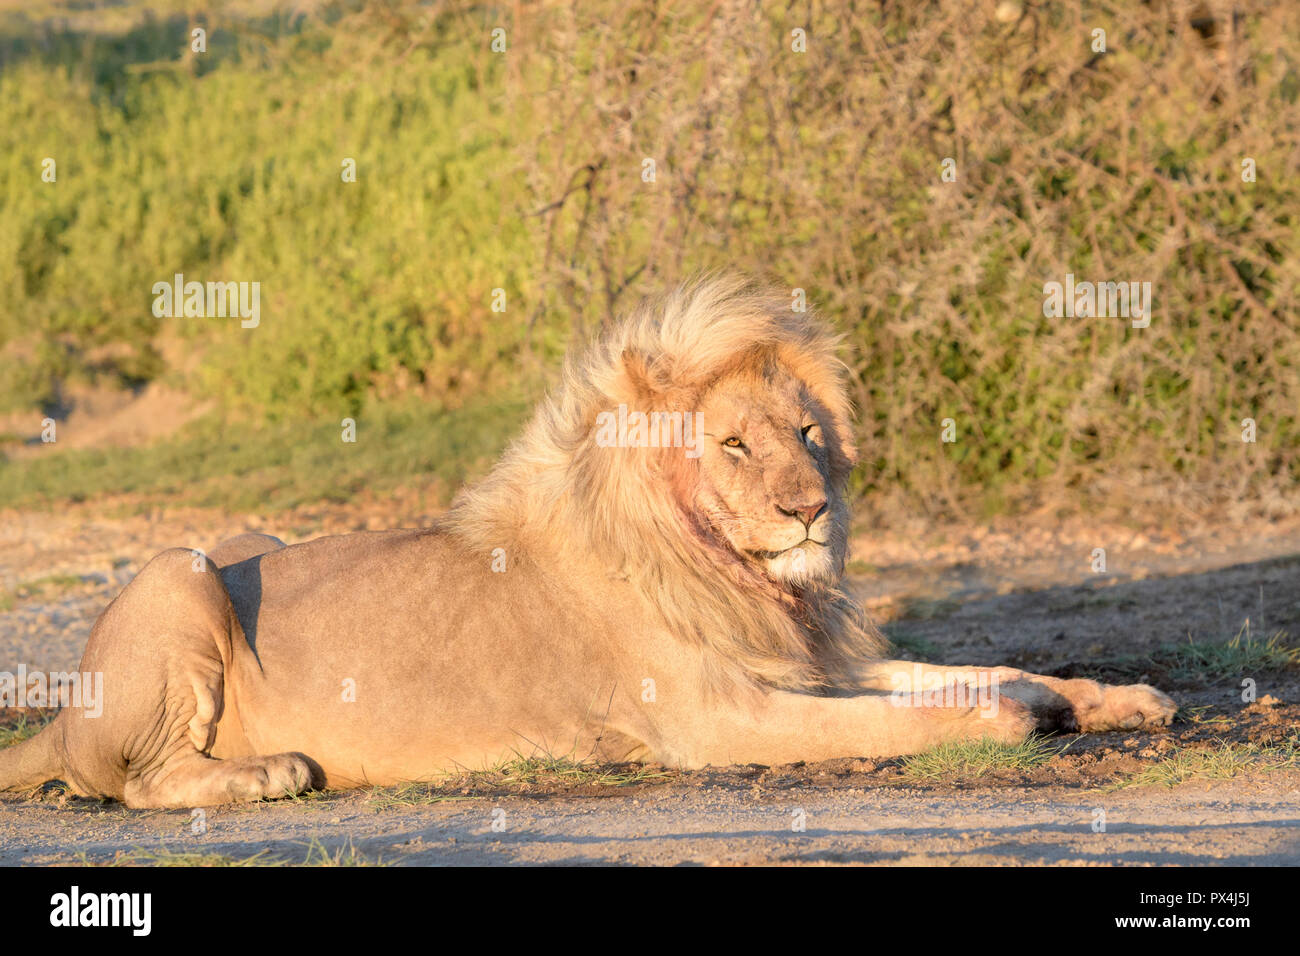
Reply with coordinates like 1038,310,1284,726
0,276,1175,808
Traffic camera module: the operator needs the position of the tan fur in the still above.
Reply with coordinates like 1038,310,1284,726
0,276,1175,807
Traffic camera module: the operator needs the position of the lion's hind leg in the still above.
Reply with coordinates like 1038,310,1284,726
63,547,317,809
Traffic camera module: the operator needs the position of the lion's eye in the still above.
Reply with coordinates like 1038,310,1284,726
801,423,819,445
722,436,744,449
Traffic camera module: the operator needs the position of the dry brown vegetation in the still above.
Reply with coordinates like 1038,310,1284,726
517,0,1300,519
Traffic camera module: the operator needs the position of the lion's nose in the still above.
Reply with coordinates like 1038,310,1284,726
779,500,826,528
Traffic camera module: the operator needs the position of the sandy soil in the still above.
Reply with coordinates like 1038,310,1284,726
2,499,1299,865
4,774,1299,866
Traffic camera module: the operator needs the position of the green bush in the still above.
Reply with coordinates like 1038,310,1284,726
0,1,537,420
2,0,1297,518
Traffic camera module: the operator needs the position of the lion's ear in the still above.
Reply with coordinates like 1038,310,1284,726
620,348,666,403
620,347,697,411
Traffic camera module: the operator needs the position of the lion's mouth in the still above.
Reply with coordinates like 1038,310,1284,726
748,539,826,560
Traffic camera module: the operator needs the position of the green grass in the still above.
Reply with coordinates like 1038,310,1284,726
366,785,480,809
1160,626,1300,681
899,735,1061,782
461,754,670,788
1180,705,1233,728
1080,624,1300,684
300,837,386,866
0,2,542,421
77,837,385,866
79,847,286,867
0,711,57,749
0,393,532,512
0,573,87,611
884,628,941,661
1105,737,1300,791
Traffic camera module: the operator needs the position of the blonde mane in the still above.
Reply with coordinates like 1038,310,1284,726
445,274,886,691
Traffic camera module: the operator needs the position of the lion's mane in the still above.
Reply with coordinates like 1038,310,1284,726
445,274,886,692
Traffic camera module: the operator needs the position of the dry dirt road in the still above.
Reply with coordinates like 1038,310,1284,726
4,774,1299,866
2,498,1299,865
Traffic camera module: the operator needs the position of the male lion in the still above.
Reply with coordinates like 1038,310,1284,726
1,276,1175,807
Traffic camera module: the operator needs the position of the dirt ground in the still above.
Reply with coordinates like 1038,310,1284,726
2,498,1298,866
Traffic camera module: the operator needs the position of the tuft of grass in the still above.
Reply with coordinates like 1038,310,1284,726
900,734,1061,782
80,847,285,867
1180,705,1233,728
1162,625,1300,681
1106,737,1300,791
274,787,334,807
1078,623,1300,684
366,784,478,810
0,711,57,749
77,837,386,867
300,837,386,867
464,754,670,789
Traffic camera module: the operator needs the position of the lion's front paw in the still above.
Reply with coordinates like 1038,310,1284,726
1074,682,1177,733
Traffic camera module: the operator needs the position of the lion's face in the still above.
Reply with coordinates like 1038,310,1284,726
692,361,848,587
